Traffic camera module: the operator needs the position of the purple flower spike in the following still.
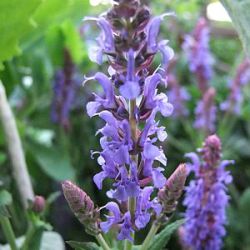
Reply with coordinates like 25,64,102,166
81,0,178,241
221,58,250,114
183,135,233,250
183,17,214,93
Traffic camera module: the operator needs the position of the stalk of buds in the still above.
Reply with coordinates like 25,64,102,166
62,181,100,236
158,164,187,215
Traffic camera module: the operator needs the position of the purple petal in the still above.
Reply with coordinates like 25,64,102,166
119,80,140,100
152,167,166,188
93,171,107,189
86,101,101,117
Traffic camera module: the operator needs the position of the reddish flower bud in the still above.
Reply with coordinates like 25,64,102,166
62,180,100,235
158,164,187,214
201,134,221,167
32,196,46,213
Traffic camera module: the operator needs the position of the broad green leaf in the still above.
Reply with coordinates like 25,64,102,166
220,0,250,56
67,241,100,250
40,231,65,250
22,0,90,50
148,219,185,250
28,143,75,181
0,0,42,69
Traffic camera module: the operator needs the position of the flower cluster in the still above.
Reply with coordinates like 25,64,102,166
183,134,233,250
51,49,77,130
61,0,186,242
183,18,214,94
221,58,250,114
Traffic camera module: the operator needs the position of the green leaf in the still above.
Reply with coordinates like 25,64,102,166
0,190,12,207
40,231,65,250
46,20,85,66
22,0,90,50
28,143,75,181
220,0,250,56
67,241,100,250
149,219,185,250
0,0,42,69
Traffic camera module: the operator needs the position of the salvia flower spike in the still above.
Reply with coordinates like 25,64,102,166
63,0,187,245
183,134,234,250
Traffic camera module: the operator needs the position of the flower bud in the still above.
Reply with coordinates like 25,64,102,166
158,164,187,214
201,134,221,166
32,196,46,213
62,180,100,235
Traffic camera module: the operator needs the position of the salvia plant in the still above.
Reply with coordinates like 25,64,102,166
62,0,189,249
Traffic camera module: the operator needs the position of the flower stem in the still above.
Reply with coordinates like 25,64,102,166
95,234,111,250
0,215,18,250
140,222,160,250
126,99,137,250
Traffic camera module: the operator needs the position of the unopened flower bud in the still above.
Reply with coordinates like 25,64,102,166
32,196,46,213
158,164,187,214
201,134,221,166
62,180,100,235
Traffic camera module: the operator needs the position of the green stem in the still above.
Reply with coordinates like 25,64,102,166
0,215,18,250
95,234,111,250
21,224,36,250
140,222,160,250
125,99,137,250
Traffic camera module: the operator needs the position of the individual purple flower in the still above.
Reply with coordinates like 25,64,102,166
183,18,214,94
183,135,234,250
194,87,217,134
221,58,250,114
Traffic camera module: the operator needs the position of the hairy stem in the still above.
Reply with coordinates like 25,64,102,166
140,222,160,250
0,215,18,250
0,81,34,208
95,234,111,250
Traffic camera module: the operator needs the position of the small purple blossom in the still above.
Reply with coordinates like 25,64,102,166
183,18,214,93
183,135,233,250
